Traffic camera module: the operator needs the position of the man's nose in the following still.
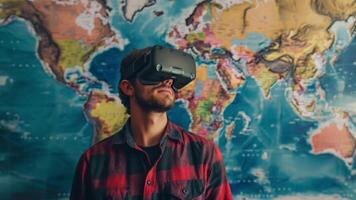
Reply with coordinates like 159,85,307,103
162,79,173,87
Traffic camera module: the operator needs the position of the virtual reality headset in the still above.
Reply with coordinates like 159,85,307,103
124,45,196,91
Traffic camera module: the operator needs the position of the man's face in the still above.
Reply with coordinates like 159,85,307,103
132,79,175,112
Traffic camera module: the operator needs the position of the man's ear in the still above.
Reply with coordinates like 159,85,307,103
119,80,134,96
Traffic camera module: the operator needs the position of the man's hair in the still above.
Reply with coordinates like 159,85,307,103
118,47,152,114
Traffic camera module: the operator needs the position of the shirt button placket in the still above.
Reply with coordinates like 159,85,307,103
143,171,155,199
182,188,187,194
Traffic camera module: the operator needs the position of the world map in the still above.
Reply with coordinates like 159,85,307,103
0,0,355,199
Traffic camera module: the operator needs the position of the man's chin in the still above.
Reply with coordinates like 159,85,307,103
137,100,174,113
153,101,174,112
146,103,173,113
151,107,171,113
155,96,175,108
135,92,175,113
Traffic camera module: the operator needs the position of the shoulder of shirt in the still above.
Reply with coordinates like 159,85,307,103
80,130,121,158
170,122,215,147
171,123,221,160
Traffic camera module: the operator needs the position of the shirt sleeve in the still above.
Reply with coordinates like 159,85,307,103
205,142,233,200
70,153,92,200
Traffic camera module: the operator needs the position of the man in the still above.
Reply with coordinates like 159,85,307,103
70,46,233,200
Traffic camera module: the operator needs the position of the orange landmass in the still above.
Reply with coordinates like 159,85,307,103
232,46,255,62
311,122,356,158
32,1,114,45
225,122,235,140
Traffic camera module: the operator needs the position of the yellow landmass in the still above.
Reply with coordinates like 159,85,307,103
274,0,331,32
264,26,322,61
295,52,317,80
208,0,349,84
210,2,253,48
312,0,356,20
249,0,334,82
244,0,283,40
200,76,222,99
337,111,349,119
196,64,208,81
264,29,332,81
90,97,128,142
254,63,279,97
0,0,23,19
306,100,315,113
56,39,94,70
180,64,207,93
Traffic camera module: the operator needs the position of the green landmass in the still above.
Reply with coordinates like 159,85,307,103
186,32,205,43
195,97,214,122
56,39,94,69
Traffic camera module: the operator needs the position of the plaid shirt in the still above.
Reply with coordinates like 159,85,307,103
70,120,232,200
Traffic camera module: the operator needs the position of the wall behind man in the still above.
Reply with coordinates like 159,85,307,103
0,0,355,199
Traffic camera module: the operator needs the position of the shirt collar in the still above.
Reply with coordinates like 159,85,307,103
164,121,183,142
113,119,183,146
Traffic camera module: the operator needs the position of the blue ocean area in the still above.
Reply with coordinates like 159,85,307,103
90,0,216,93
332,35,356,95
320,38,356,114
231,32,272,52
109,0,203,50
321,22,356,110
0,19,92,199
110,1,174,49
1,1,355,199
168,100,191,130
219,75,354,196
90,0,203,91
89,47,122,93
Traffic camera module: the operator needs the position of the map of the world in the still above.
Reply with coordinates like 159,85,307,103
0,0,355,199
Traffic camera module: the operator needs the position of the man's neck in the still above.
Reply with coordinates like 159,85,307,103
130,108,168,147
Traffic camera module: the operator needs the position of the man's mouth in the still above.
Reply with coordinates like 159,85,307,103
156,87,173,96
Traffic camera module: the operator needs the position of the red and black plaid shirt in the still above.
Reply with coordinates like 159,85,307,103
70,120,232,200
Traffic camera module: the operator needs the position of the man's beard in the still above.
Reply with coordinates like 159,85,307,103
134,89,174,112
